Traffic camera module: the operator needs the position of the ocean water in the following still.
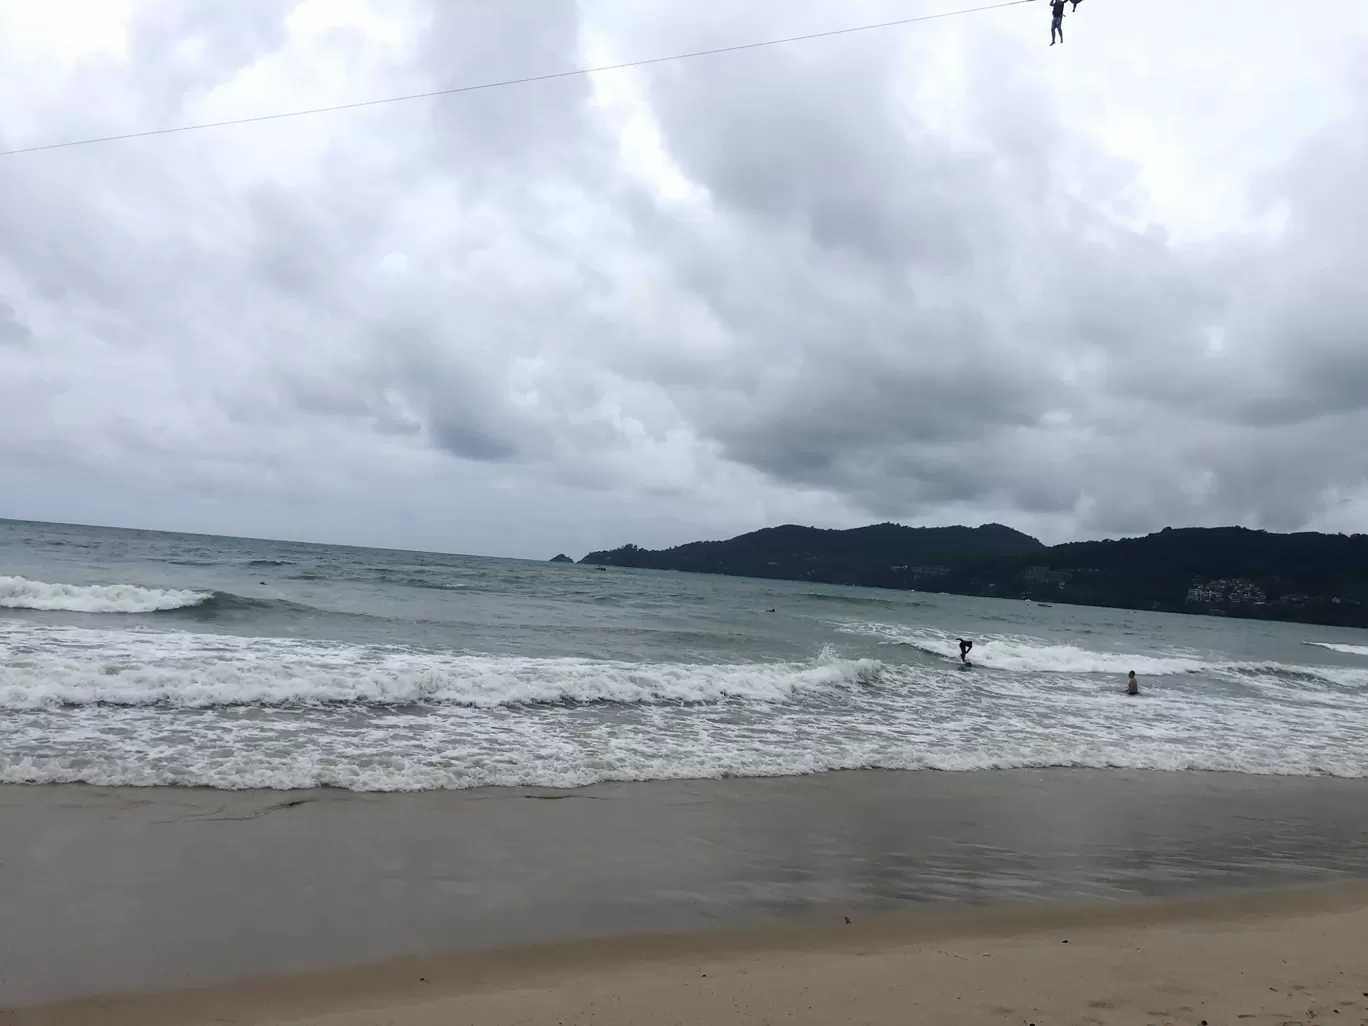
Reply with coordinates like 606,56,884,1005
2,518,1367,791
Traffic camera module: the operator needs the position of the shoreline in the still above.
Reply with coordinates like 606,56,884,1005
8,882,1368,1025
9,759,1368,792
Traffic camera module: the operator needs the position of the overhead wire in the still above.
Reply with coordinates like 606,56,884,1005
0,0,1036,158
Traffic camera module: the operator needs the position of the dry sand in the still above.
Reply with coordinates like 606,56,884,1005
6,883,1368,1026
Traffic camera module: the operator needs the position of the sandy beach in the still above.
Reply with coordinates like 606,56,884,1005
4,769,1368,1024
8,883,1368,1026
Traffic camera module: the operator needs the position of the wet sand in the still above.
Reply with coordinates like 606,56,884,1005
9,883,1368,1026
3,769,1368,1018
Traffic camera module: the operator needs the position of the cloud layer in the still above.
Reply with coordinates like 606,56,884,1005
2,0,1366,556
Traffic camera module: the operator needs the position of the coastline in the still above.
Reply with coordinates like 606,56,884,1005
580,522,1368,631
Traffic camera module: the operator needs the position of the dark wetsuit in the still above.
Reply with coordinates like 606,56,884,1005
958,639,974,663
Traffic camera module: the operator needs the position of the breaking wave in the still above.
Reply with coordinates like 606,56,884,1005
2,621,1365,792
834,622,1368,689
0,576,212,614
1305,642,1368,657
835,622,1209,676
0,577,332,619
0,626,880,710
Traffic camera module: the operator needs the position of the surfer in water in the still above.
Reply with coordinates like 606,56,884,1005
1126,671,1139,695
1049,0,1066,45
957,638,974,664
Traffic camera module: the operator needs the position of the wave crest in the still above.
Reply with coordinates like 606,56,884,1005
0,628,881,710
835,622,1208,676
1305,642,1368,657
834,622,1368,689
0,576,211,614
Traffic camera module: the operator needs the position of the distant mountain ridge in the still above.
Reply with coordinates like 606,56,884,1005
582,522,1043,591
579,523,1368,628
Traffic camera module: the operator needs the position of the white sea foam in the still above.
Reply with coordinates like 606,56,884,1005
834,622,1210,676
2,707,1364,790
0,624,880,710
1306,642,1368,657
0,576,210,613
2,622,1365,791
834,622,1368,690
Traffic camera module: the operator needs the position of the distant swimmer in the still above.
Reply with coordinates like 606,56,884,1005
957,638,974,664
1049,0,1066,45
1126,671,1139,695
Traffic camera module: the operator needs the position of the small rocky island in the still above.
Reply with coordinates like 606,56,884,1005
548,553,574,563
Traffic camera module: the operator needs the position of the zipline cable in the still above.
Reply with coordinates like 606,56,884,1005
0,0,1037,158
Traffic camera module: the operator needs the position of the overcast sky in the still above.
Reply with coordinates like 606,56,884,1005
2,0,1366,558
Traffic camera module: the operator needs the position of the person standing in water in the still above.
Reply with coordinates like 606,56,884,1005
958,638,974,664
1049,0,1066,45
1126,671,1139,695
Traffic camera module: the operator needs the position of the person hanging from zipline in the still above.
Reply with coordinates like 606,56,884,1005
1049,0,1066,45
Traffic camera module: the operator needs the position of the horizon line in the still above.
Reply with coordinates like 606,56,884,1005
3,513,1360,564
